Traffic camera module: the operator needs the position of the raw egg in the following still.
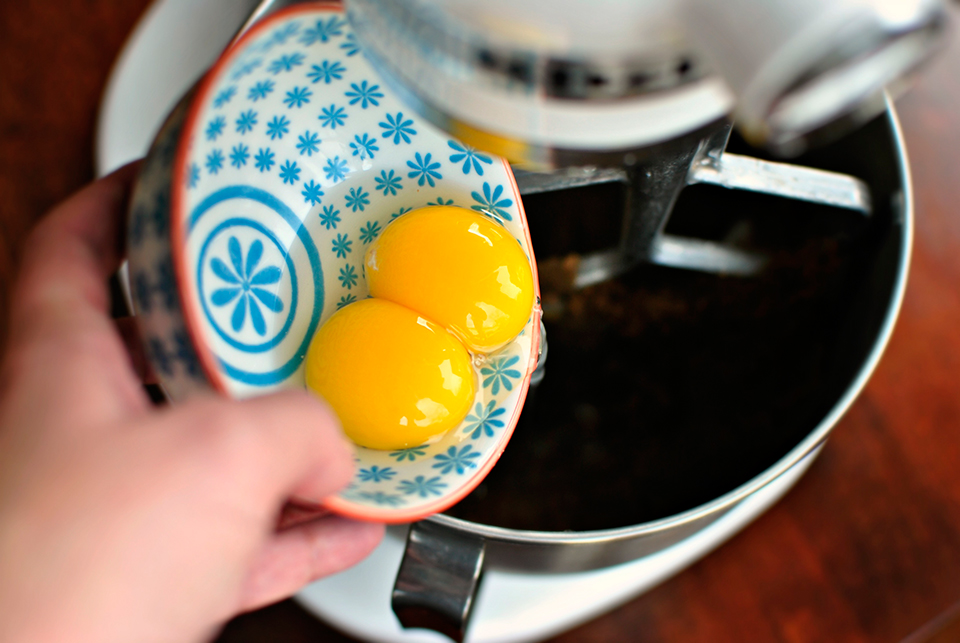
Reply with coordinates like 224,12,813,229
307,205,535,450
365,206,535,353
305,298,475,450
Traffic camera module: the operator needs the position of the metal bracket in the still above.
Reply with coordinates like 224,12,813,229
687,153,871,215
392,521,486,642
515,130,872,282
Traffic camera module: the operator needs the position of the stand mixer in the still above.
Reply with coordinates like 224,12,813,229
97,0,950,641
298,1,945,641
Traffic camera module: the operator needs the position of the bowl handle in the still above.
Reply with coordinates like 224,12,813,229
391,520,486,642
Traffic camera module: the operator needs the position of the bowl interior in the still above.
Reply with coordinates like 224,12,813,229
171,6,540,522
444,115,906,532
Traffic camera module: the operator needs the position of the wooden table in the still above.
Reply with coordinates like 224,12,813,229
2,3,960,642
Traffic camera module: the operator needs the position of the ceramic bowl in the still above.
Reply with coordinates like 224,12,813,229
126,3,541,523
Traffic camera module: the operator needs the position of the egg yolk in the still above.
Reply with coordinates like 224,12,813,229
305,298,475,450
365,206,535,353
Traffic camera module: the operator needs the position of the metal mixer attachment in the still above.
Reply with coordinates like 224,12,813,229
515,121,872,284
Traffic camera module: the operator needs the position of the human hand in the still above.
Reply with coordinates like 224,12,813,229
0,165,384,643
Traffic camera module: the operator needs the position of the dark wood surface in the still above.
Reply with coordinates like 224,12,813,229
2,2,960,642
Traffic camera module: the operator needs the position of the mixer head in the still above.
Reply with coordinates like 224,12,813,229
345,0,948,167
337,0,947,281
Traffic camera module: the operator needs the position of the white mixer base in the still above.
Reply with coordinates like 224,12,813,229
297,445,821,643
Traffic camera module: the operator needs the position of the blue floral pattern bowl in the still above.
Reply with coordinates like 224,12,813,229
127,4,541,523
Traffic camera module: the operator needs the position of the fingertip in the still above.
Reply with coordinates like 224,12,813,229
293,436,356,505
163,389,357,519
264,389,354,465
238,389,356,502
269,387,341,429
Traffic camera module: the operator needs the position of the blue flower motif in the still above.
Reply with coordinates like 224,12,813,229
337,294,357,309
254,148,275,172
154,260,177,311
296,130,321,156
331,233,352,258
350,133,379,159
186,163,200,189
391,206,412,220
390,445,428,462
129,205,148,243
357,465,396,483
150,266,176,311
205,149,224,175
338,264,358,289
398,475,448,498
283,86,312,108
427,196,455,206
345,80,384,109
278,160,301,184
448,140,493,175
250,36,276,55
324,155,349,183
358,491,405,506
229,144,249,168
247,80,274,101
374,169,402,195
213,86,236,108
340,33,361,56
380,112,417,144
270,21,300,44
236,109,258,134
133,260,176,312
307,60,346,84
481,354,522,394
133,270,152,312
268,52,304,74
146,335,176,376
300,16,345,45
407,152,442,187
433,444,480,475
205,116,226,141
319,104,347,129
147,336,172,376
266,114,290,140
147,328,203,379
345,186,369,212
175,330,203,378
463,401,507,439
301,179,324,205
319,204,341,230
471,182,514,223
146,193,168,239
158,131,179,164
209,236,283,336
230,57,262,80
359,220,382,244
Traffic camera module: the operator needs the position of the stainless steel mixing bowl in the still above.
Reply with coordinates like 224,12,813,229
389,103,912,642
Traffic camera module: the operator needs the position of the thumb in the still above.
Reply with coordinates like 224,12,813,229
163,390,355,511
